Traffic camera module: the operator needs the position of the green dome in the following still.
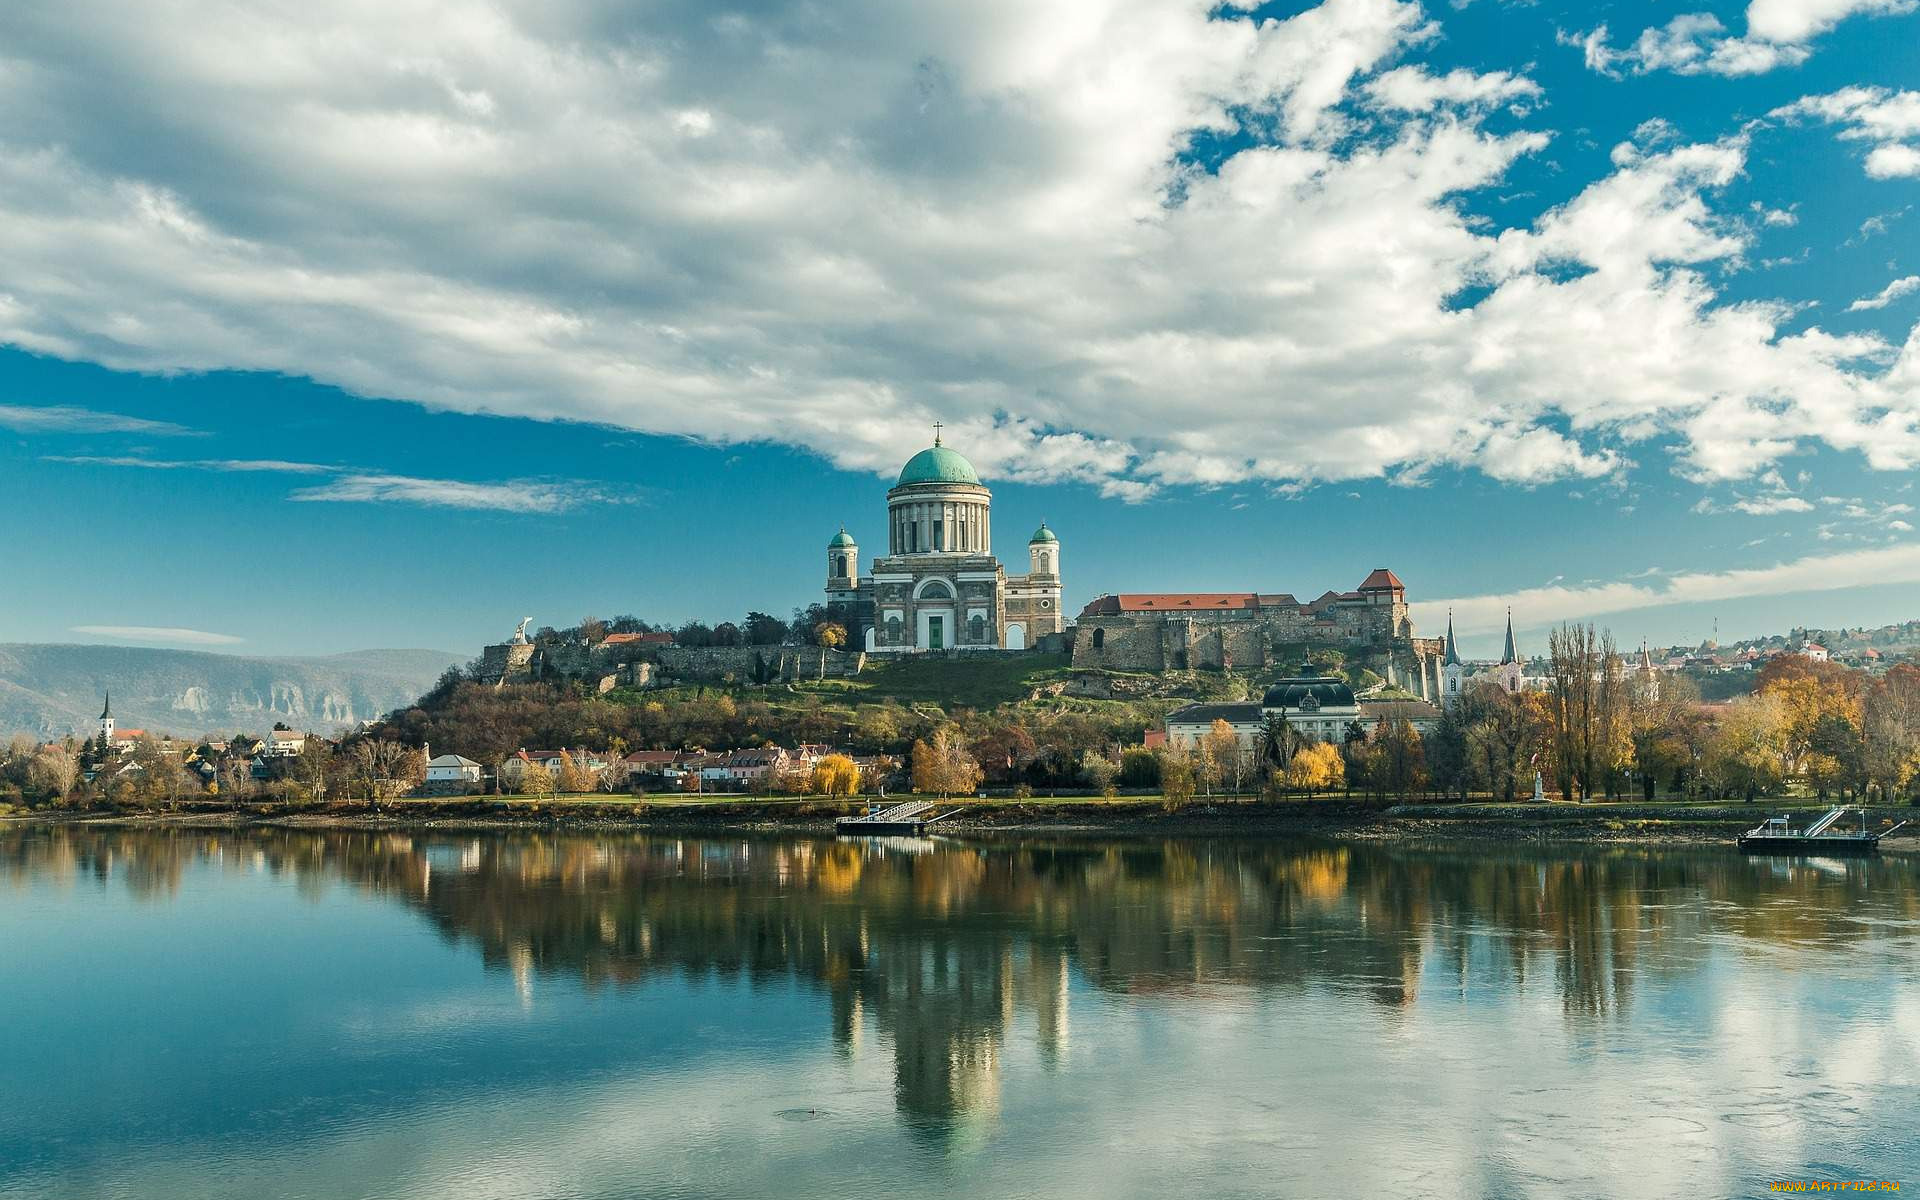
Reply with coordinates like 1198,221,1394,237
1029,523,1057,544
827,527,856,548
896,443,980,487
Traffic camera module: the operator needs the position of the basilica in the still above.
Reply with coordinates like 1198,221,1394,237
826,431,1063,653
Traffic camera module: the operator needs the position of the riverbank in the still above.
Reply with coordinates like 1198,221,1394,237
9,794,1917,847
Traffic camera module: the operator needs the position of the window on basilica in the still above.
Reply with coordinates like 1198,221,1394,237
969,614,986,643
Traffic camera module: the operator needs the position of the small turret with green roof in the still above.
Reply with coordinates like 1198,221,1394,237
1028,521,1057,545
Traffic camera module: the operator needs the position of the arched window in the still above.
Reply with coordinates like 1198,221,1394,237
1092,628,1105,650
918,580,953,601
970,614,987,643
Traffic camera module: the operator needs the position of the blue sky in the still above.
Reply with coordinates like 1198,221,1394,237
1,0,1919,659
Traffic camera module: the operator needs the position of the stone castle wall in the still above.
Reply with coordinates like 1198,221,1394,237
1072,608,1412,671
476,640,864,687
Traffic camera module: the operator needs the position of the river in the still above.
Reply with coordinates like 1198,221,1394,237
1,826,1915,1198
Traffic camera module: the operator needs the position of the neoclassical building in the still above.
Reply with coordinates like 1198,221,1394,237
826,432,1063,653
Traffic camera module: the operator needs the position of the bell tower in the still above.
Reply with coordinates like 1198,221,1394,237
1442,611,1465,709
826,526,858,590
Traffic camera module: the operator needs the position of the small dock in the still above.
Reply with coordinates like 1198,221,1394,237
1737,807,1904,856
836,799,956,836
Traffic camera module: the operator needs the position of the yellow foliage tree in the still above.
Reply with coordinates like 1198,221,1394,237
811,753,862,797
1287,742,1345,796
912,725,982,797
557,751,594,794
517,762,554,796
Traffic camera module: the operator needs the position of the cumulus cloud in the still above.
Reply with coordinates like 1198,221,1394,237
1772,88,1920,178
1567,0,1914,77
69,625,243,645
0,0,1915,497
1362,65,1539,112
0,403,194,435
1849,276,1920,312
1418,540,1920,634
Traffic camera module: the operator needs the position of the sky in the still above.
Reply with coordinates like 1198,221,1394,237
2,0,1919,660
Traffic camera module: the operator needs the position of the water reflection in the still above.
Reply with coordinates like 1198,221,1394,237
6,824,1916,1154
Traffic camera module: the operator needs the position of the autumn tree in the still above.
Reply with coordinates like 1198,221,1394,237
812,753,862,797
517,761,555,796
813,621,846,677
1862,663,1920,802
911,725,982,797
1371,719,1428,798
970,723,1039,784
1287,742,1344,796
1202,719,1244,796
552,751,590,794
348,739,422,804
1703,693,1789,801
1158,745,1196,808
27,742,80,803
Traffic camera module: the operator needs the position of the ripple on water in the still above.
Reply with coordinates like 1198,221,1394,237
774,1108,834,1122
1721,1111,1793,1129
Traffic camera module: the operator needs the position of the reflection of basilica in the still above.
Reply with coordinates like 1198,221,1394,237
9,827,1912,1146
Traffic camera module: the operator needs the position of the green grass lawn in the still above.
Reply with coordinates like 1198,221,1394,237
791,651,1078,707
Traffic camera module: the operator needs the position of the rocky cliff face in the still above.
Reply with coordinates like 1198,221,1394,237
0,644,466,739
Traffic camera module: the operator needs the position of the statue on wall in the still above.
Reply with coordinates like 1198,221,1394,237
511,616,533,645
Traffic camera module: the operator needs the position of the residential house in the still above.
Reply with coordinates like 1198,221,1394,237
424,753,484,794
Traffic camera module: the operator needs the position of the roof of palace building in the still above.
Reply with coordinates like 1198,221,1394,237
1262,662,1359,711
1079,571,1408,619
1358,698,1442,722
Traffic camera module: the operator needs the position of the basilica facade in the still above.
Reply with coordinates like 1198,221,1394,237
826,433,1063,653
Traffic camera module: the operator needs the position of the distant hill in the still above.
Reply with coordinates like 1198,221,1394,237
0,644,466,740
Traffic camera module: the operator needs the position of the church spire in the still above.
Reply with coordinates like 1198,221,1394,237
100,690,111,720
1443,611,1462,666
1500,608,1518,666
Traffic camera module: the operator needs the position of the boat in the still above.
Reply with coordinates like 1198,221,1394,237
1736,807,1904,855
835,799,959,836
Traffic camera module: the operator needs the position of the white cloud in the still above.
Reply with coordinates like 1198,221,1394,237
43,454,331,472
0,403,193,435
1417,540,1920,634
43,454,620,513
0,1,1915,496
1731,495,1815,514
1849,276,1920,312
1568,0,1913,77
1362,66,1539,112
70,624,243,645
1773,88,1920,178
288,473,615,513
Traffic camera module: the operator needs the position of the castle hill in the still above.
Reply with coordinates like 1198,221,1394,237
10,433,1920,851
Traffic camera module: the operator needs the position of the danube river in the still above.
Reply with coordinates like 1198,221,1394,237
2,826,1916,1198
